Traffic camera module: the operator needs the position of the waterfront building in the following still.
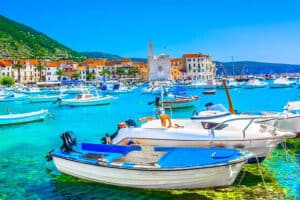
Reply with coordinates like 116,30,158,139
182,53,216,81
170,58,182,80
0,59,13,78
147,41,172,81
45,61,60,81
132,61,146,79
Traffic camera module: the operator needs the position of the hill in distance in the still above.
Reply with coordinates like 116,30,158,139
0,15,85,61
216,61,300,75
80,52,122,60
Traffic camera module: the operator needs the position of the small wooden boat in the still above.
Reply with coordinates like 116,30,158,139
162,95,199,109
48,132,249,189
0,109,49,125
202,89,216,95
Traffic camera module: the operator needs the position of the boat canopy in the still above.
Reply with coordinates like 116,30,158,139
206,104,230,113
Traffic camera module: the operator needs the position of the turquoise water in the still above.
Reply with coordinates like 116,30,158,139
0,86,299,199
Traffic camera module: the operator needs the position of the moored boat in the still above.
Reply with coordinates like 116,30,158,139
0,93,27,102
202,89,216,95
28,94,67,103
269,77,294,88
107,110,295,162
59,93,113,107
0,109,49,125
243,79,268,89
48,132,250,189
160,95,199,109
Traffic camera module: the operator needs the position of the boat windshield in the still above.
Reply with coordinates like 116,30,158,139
207,104,229,112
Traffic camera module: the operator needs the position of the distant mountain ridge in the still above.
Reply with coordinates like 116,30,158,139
216,61,300,75
0,15,85,61
80,52,122,60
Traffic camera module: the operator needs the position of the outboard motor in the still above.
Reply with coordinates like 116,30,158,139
60,131,77,154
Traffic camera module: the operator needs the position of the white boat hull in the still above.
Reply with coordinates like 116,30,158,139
113,128,279,160
28,95,64,103
0,110,48,125
53,156,244,189
60,96,113,107
0,94,27,102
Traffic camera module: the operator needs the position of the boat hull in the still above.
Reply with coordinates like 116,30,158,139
0,95,27,102
162,97,198,109
115,135,277,161
28,95,62,103
52,156,244,189
0,110,48,125
69,97,112,107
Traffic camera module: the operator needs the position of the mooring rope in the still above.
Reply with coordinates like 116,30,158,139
279,140,300,170
255,156,272,199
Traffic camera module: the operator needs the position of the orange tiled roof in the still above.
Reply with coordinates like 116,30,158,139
0,59,13,66
183,53,209,58
94,60,106,65
28,59,39,65
132,62,145,67
105,61,116,66
46,61,59,67
170,58,182,63
121,58,131,62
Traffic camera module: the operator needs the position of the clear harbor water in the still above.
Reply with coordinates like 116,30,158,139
0,86,299,199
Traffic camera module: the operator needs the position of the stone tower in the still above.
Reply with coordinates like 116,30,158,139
147,41,171,81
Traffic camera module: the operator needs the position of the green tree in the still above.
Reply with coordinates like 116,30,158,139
99,69,111,79
55,69,64,81
0,76,15,86
12,61,25,83
128,66,139,77
116,67,125,78
72,73,80,80
86,72,95,80
36,61,45,81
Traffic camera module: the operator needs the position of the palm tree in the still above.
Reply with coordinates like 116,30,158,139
12,61,25,83
55,69,64,81
36,61,45,81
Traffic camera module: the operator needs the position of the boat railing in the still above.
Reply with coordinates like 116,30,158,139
210,115,280,139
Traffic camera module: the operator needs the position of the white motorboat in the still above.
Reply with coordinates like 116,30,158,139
59,93,113,107
0,109,49,125
48,132,250,189
28,94,67,103
243,79,268,89
0,93,27,102
108,106,295,162
269,77,294,88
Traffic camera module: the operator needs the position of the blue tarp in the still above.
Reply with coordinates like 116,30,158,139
157,147,241,168
168,86,187,95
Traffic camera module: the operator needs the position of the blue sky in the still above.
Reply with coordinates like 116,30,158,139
1,0,300,64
